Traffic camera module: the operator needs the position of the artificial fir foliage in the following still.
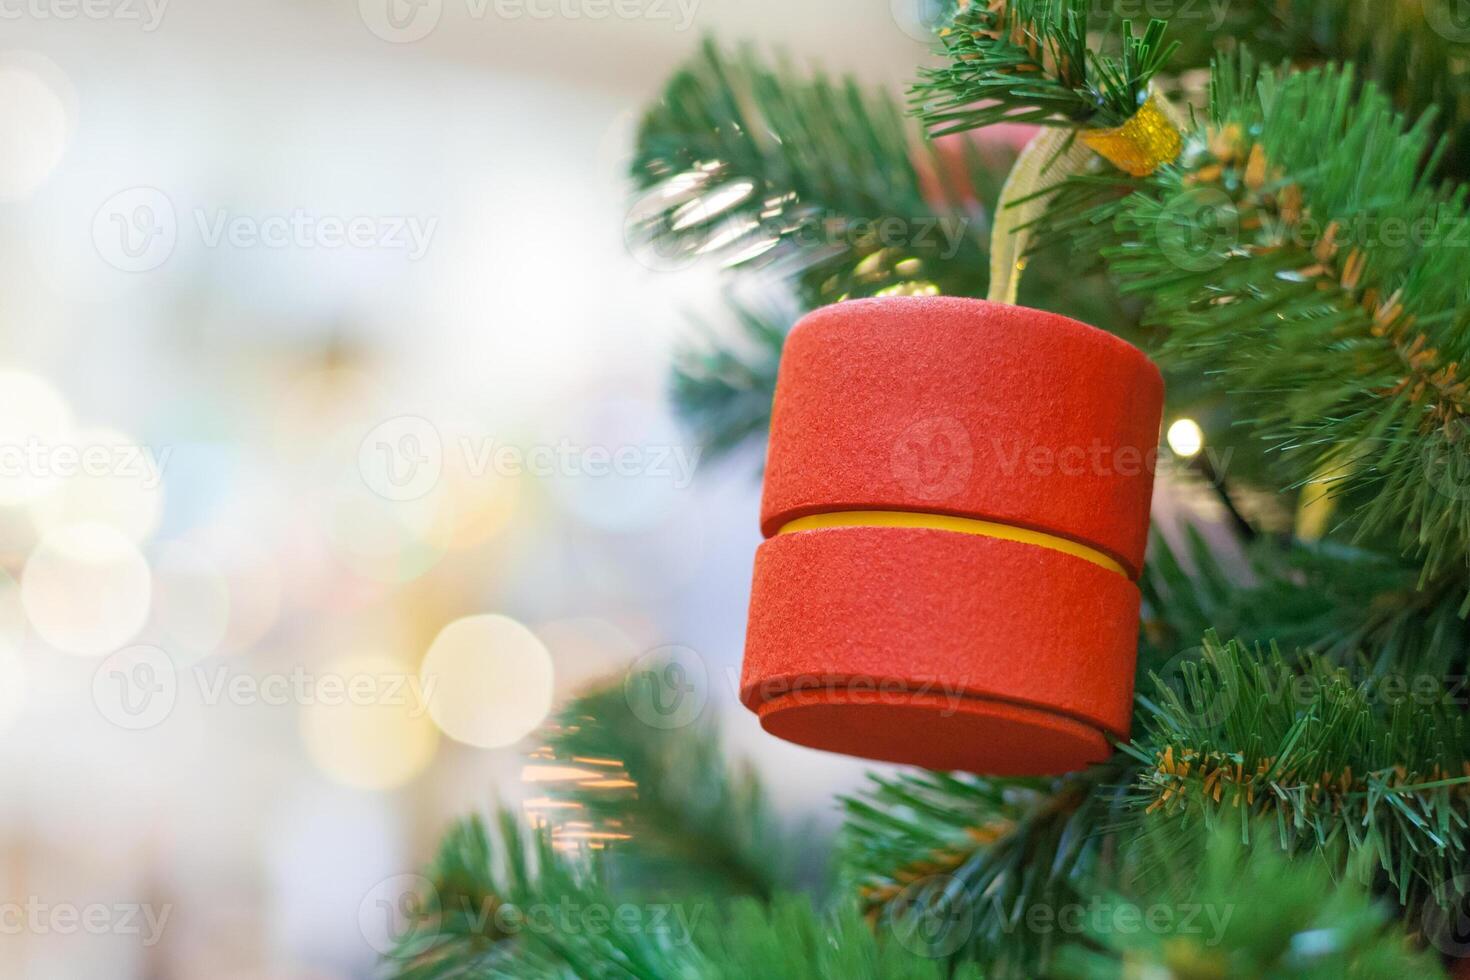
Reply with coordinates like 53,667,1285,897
395,3,1470,977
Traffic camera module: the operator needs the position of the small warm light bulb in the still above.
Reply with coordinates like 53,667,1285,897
1167,418,1204,458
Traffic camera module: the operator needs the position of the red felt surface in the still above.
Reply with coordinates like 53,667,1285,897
760,296,1163,576
741,526,1141,774
757,694,1111,776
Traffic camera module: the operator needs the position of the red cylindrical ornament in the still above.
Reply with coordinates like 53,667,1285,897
740,296,1164,775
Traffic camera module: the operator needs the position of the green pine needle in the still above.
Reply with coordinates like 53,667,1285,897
1125,631,1470,917
670,302,788,461
629,40,997,306
1040,54,1470,589
914,0,1178,134
1057,822,1444,978
535,670,807,901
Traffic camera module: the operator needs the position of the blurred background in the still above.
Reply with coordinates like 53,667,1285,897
0,3,945,978
0,3,1234,977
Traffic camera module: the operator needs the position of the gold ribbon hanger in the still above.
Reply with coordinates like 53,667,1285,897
986,92,1187,305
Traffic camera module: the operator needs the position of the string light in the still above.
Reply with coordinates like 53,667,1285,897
1166,418,1205,458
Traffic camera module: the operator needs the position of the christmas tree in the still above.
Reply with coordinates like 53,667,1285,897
383,3,1470,976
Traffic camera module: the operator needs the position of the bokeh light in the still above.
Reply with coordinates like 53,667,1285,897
420,614,554,749
22,523,151,656
0,568,28,649
30,427,164,543
0,60,70,201
0,369,73,506
300,653,439,791
0,643,27,733
148,539,231,663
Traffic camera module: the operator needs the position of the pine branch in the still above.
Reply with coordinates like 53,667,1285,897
529,670,806,901
1125,632,1470,919
840,760,1137,977
914,0,1178,134
385,810,982,979
1091,0,1470,179
1040,55,1470,590
696,897,984,980
380,813,586,980
1140,526,1470,679
629,40,998,305
670,301,788,460
1057,821,1444,979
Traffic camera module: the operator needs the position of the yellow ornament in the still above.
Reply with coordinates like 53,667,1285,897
1079,96,1184,177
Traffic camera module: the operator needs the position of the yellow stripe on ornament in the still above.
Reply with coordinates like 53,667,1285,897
777,510,1127,577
